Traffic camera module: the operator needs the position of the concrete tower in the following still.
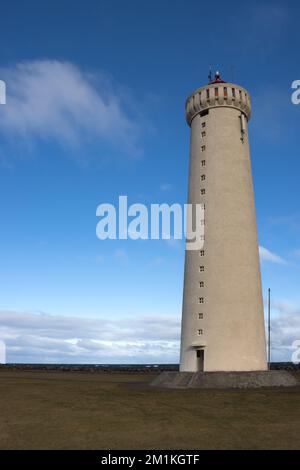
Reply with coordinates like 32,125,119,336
180,72,267,373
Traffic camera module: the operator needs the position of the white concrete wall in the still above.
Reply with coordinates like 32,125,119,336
180,82,267,372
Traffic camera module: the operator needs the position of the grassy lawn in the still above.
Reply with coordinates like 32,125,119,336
0,370,299,449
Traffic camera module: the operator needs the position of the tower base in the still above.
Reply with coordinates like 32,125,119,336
150,371,299,389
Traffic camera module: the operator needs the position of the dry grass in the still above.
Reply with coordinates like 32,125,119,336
0,370,299,450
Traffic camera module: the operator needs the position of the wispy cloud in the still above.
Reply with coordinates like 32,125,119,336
251,4,289,38
0,60,143,159
229,4,289,58
1,303,299,363
269,214,300,233
160,183,173,192
0,310,180,364
259,245,286,264
113,249,129,264
267,300,300,362
151,256,165,266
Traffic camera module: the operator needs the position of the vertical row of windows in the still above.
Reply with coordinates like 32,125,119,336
200,122,206,196
198,119,206,336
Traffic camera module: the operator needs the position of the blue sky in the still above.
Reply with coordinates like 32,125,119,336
0,0,300,363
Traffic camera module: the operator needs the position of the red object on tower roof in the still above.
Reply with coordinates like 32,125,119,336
208,70,226,84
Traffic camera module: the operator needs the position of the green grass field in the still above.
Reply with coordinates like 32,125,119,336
0,370,299,449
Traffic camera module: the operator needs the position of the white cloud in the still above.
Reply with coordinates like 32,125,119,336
0,310,180,364
0,60,142,157
259,246,286,264
1,302,299,364
251,87,293,142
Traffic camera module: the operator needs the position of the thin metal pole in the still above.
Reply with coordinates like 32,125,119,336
268,288,271,370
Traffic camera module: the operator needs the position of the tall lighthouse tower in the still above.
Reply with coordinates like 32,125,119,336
180,72,267,373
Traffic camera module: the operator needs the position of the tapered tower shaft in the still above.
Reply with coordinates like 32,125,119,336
180,74,267,372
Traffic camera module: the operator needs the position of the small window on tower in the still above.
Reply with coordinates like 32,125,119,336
201,189,205,195
232,88,236,99
201,175,205,181
200,266,205,272
206,89,209,99
199,281,204,287
215,87,219,97
200,235,205,241
202,122,206,128
198,329,203,335
200,250,205,256
201,131,206,138
198,297,204,304
198,313,203,319
201,145,206,152
224,87,228,98
201,160,206,166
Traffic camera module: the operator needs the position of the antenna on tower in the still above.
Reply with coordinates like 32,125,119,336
268,288,271,370
208,66,212,83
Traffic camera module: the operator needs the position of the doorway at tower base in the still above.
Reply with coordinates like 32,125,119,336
150,371,299,389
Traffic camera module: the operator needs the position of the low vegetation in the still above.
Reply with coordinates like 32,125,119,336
0,370,299,449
